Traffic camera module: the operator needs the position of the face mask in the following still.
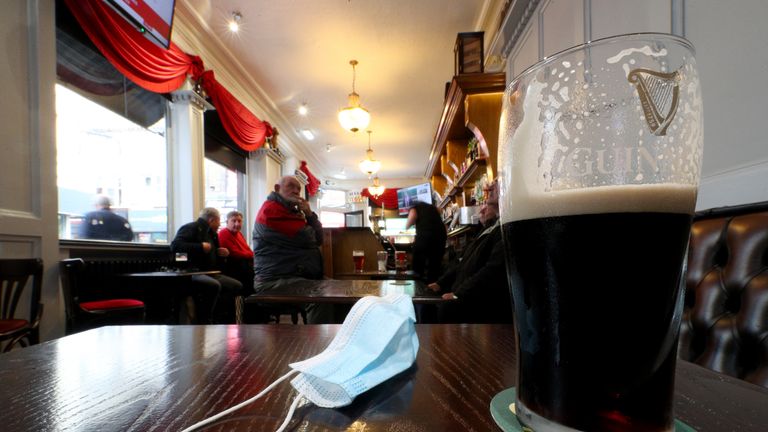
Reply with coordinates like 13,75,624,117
290,292,419,407
181,293,419,432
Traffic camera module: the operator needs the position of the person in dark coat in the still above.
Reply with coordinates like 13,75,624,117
406,201,447,283
427,181,513,323
170,207,243,324
79,195,134,241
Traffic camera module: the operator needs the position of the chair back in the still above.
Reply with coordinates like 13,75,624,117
0,258,43,346
59,258,85,334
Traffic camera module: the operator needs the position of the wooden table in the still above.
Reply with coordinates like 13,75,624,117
333,270,420,280
247,278,445,304
0,325,766,431
119,269,222,323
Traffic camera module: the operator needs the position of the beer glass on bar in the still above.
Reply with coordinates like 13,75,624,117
352,250,365,273
498,34,703,431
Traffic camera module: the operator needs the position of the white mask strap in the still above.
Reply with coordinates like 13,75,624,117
180,369,300,432
275,392,306,432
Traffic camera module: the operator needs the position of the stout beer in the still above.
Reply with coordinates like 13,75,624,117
501,185,695,431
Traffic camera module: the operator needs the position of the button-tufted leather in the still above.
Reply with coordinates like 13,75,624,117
679,203,768,388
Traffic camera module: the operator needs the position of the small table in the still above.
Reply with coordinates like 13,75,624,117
119,269,222,323
333,270,420,280
1,325,766,431
246,278,445,305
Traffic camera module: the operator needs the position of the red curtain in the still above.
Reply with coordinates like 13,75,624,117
63,0,203,94
362,188,399,209
299,161,321,197
200,71,268,151
64,0,268,152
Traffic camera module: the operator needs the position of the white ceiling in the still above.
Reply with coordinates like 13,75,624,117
181,0,491,186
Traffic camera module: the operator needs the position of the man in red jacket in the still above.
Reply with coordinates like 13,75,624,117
219,210,256,321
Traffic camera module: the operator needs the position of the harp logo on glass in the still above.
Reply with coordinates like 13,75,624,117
628,68,681,136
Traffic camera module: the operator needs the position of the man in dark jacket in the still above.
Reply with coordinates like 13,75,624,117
252,175,330,322
171,207,243,323
253,175,323,282
79,195,134,241
427,182,513,323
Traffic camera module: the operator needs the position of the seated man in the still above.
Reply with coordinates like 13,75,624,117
171,207,243,324
427,182,513,323
218,210,257,322
253,175,330,323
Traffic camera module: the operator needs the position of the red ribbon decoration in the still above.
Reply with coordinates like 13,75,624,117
299,161,321,197
361,188,399,209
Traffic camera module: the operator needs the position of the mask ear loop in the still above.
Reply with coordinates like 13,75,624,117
181,369,304,432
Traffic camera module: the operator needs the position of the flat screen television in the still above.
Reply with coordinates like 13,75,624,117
397,182,433,216
105,0,177,49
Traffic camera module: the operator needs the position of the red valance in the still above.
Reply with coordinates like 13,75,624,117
63,0,267,152
63,0,203,94
299,161,321,197
362,188,399,209
200,71,267,151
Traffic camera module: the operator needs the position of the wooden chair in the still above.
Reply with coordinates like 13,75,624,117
0,258,43,352
59,258,145,334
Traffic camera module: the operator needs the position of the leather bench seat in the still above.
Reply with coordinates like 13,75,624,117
679,202,768,388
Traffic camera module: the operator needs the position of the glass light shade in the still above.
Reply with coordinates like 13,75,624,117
368,176,385,197
338,93,371,133
359,149,381,176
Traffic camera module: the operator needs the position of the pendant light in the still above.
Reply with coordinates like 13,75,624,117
338,60,371,133
359,130,381,177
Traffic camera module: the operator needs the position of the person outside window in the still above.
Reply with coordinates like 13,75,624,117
79,195,134,241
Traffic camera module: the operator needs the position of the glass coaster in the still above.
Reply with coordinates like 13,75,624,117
490,387,695,432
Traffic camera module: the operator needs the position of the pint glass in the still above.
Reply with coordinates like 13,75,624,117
498,34,703,431
352,250,365,273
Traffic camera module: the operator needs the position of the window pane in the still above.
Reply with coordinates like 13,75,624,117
204,158,241,219
56,84,168,243
319,211,345,228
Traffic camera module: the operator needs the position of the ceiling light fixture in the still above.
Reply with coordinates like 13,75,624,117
367,175,386,198
298,103,308,116
228,12,242,32
359,130,381,177
326,143,332,152
300,129,315,140
338,60,371,133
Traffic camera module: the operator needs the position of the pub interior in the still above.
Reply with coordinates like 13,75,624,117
1,1,767,431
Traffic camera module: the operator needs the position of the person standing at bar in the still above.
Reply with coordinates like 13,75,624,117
406,200,447,283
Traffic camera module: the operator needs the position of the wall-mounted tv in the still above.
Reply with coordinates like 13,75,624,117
105,0,177,49
397,182,433,216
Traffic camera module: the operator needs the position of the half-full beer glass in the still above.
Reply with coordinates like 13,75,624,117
498,34,702,431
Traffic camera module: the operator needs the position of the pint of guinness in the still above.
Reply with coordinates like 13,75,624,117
498,34,703,431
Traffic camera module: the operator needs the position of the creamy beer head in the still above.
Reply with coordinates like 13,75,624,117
499,183,697,223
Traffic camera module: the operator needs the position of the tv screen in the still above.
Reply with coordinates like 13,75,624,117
106,0,177,49
397,182,433,216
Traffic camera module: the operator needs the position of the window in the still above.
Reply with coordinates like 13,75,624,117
318,189,347,227
56,84,169,243
204,158,243,220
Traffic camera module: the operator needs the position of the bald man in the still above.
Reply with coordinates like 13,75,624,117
252,175,331,323
253,176,323,282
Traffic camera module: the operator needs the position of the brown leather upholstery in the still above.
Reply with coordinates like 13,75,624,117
679,203,768,388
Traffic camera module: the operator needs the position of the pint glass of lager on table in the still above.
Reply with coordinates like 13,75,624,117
498,34,703,431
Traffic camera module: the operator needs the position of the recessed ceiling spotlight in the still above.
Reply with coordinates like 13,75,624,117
228,12,242,32
300,129,315,140
298,103,308,116
326,143,332,152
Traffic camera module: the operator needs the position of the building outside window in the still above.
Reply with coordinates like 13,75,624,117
204,158,243,222
56,84,169,243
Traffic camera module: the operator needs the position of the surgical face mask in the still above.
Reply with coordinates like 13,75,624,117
182,293,419,432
